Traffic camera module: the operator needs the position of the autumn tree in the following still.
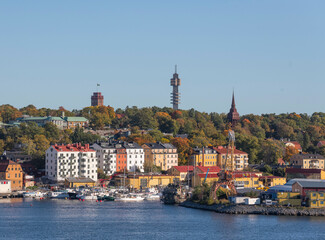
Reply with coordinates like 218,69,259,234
283,146,299,163
170,137,192,165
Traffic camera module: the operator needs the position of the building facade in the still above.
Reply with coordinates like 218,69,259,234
214,146,249,171
142,142,178,171
0,158,23,190
189,147,218,166
92,141,144,175
45,143,97,182
290,153,325,169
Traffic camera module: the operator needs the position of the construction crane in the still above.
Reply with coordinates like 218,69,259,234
212,130,237,200
225,130,235,171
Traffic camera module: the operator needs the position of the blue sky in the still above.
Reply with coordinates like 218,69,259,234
0,1,324,115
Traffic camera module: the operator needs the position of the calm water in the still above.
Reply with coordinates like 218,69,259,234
0,199,325,240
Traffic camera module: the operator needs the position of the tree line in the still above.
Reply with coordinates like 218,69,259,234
1,104,325,167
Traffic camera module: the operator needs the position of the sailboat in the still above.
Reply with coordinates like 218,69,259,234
115,166,144,202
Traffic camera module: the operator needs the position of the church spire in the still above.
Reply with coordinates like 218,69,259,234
227,90,240,127
231,90,236,108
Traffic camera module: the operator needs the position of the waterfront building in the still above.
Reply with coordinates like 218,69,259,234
142,142,178,171
289,153,325,169
292,180,325,197
92,141,144,175
0,180,11,194
0,157,23,190
91,92,104,106
214,146,249,171
168,166,194,181
227,91,240,127
307,192,325,208
114,173,180,190
259,176,286,187
45,143,97,182
64,177,96,188
189,147,218,167
92,142,117,175
124,142,144,172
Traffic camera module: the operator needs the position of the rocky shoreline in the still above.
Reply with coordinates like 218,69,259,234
180,201,325,216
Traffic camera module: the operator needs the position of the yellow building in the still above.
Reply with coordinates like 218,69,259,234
214,146,249,171
115,174,180,189
308,192,325,208
64,177,96,188
0,159,23,190
192,173,219,187
259,176,287,187
290,154,325,169
189,147,218,167
167,166,194,181
142,143,178,171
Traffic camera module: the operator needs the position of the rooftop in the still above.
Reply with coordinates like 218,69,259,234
51,143,95,152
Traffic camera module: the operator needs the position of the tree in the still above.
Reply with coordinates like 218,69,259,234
0,105,22,123
171,137,193,165
283,146,298,163
259,139,283,165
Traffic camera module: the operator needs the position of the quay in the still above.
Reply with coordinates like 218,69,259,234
180,201,325,216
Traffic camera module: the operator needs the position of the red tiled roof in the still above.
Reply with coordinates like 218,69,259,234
213,146,248,155
286,168,322,174
196,166,221,173
172,166,194,172
52,143,95,152
259,176,285,179
232,171,259,178
197,173,219,178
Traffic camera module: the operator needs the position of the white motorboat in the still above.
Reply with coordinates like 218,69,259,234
79,193,98,200
49,191,69,199
23,191,47,198
115,194,144,202
144,194,161,201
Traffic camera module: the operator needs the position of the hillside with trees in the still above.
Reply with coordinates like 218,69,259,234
1,104,325,167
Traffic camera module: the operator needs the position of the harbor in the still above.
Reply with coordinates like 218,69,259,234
1,199,325,240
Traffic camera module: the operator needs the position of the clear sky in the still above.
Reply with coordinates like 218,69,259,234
0,1,324,115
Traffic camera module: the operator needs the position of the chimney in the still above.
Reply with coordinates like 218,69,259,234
62,111,65,118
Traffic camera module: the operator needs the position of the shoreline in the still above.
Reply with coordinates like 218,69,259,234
179,201,325,216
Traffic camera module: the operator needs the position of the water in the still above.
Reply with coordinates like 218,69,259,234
0,199,325,240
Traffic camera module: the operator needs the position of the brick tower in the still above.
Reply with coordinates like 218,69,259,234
227,91,240,127
91,92,104,107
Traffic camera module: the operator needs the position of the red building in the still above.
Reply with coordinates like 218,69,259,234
292,181,325,197
116,148,127,172
91,92,104,106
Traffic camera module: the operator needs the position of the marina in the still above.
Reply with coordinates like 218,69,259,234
1,199,325,240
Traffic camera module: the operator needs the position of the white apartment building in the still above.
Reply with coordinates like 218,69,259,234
91,141,144,175
91,143,117,175
45,143,98,182
124,142,144,172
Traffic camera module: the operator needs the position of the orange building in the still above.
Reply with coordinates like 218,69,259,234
116,148,127,172
0,158,24,190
